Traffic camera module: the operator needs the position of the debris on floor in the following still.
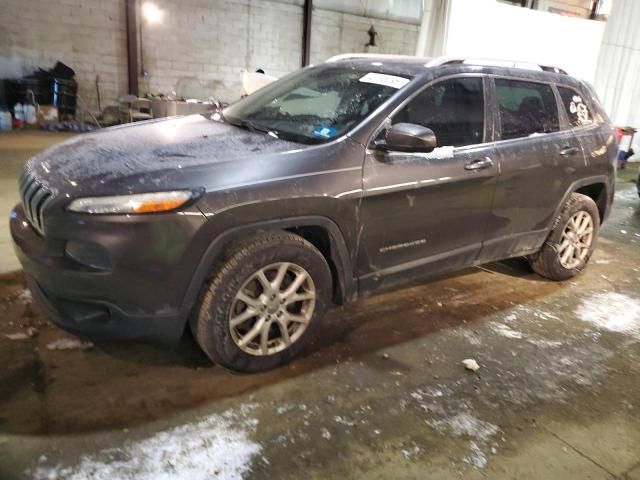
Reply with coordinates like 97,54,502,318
4,326,37,340
5,332,30,340
46,338,94,351
16,288,32,304
40,120,96,133
462,358,480,372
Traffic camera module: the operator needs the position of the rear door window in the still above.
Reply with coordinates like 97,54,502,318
557,87,595,127
392,77,485,147
495,79,559,140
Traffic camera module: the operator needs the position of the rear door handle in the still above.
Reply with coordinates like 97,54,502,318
559,146,580,157
464,157,494,170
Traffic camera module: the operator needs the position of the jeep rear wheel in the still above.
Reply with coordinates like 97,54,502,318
191,231,332,372
528,192,600,281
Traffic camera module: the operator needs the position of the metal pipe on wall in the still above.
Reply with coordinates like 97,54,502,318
589,0,601,19
125,0,139,96
302,0,312,66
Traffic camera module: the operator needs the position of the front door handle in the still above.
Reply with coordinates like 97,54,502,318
465,157,494,170
559,146,580,157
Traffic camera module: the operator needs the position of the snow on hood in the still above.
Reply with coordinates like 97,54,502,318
25,115,304,195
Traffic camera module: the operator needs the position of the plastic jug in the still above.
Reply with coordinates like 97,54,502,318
13,103,24,129
25,104,37,125
0,110,12,131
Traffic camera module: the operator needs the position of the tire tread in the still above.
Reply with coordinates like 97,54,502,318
528,193,600,281
191,230,330,371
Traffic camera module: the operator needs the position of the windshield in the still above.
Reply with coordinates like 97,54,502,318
222,64,411,144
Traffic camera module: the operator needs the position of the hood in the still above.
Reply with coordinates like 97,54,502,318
26,115,305,195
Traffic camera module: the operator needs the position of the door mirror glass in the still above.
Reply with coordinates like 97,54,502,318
376,123,437,153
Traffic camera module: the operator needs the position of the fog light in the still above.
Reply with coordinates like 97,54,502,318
65,240,111,270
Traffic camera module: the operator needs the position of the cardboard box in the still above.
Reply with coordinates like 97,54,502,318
37,105,59,125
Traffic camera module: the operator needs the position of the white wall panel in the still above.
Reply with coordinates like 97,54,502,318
446,0,605,82
593,0,640,128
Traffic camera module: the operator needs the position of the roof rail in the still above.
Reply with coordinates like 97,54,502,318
326,53,433,63
326,53,567,75
426,56,567,74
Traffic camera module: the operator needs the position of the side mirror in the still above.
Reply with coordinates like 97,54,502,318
375,123,437,153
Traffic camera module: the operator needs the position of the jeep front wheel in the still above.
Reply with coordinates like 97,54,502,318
528,192,600,281
191,231,332,372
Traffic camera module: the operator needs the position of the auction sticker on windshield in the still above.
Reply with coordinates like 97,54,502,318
359,72,410,89
312,126,337,138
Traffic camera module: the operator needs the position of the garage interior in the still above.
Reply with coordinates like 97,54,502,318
1,1,640,479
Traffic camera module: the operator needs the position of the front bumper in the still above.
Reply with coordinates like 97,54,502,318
10,204,207,344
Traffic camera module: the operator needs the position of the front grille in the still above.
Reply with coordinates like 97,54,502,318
19,170,53,235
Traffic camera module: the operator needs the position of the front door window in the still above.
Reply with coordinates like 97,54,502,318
392,77,485,147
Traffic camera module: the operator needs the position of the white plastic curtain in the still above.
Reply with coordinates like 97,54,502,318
593,0,640,128
415,0,453,57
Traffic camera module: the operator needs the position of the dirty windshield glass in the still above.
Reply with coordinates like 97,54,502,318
223,65,411,144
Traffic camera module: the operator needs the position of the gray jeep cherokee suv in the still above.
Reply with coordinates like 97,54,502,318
11,55,616,372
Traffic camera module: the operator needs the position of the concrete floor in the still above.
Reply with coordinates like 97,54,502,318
0,131,639,480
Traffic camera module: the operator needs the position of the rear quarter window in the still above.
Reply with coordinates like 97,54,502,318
557,86,596,127
495,79,559,141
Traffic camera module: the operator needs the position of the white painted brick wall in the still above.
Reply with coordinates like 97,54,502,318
0,0,420,115
0,0,128,115
309,9,420,64
139,0,304,101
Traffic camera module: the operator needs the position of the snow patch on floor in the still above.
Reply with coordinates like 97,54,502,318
333,415,356,427
464,441,488,468
526,338,563,348
490,322,524,339
503,305,560,325
614,186,639,202
594,259,611,265
427,412,500,469
31,410,261,480
16,288,32,304
411,385,454,401
400,443,424,460
576,292,640,340
429,412,500,442
456,330,483,346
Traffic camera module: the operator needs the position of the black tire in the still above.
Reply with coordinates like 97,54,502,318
191,230,332,372
528,193,600,281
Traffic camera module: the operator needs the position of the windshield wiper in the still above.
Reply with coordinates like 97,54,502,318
224,115,322,145
227,117,278,137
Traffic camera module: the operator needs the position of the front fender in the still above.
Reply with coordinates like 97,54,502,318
177,210,357,326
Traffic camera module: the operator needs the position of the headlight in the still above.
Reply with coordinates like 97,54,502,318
67,191,194,214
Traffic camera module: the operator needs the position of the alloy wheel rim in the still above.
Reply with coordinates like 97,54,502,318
558,210,594,269
229,262,316,356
